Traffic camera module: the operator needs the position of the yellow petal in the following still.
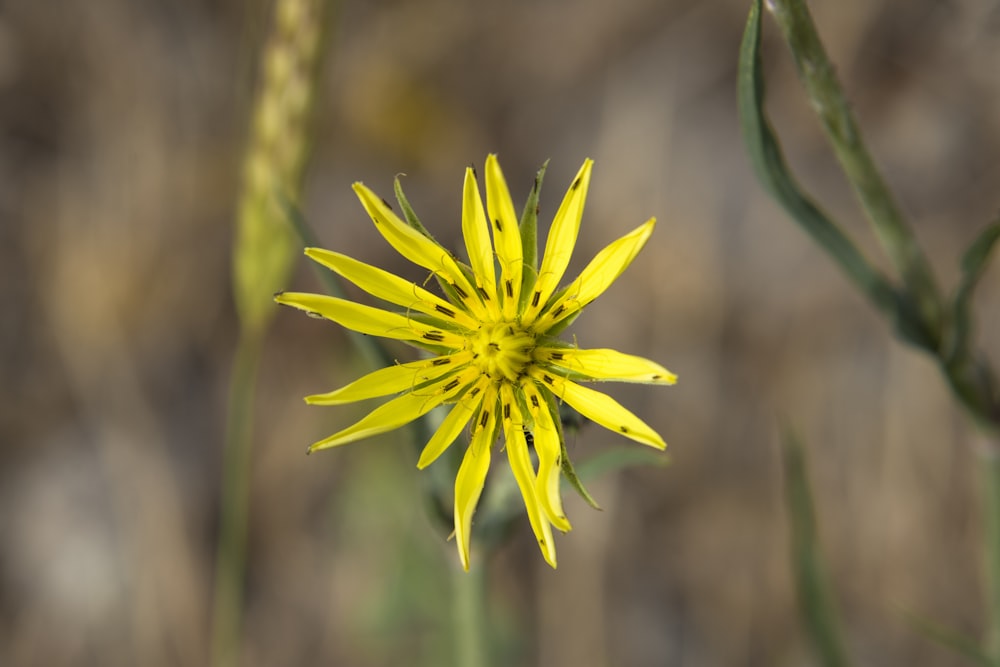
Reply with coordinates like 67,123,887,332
275,291,465,348
523,159,592,324
306,352,474,405
461,168,499,316
484,155,522,319
454,384,498,571
353,182,487,319
521,381,571,532
537,347,677,385
501,384,557,567
531,369,666,449
535,218,656,332
308,371,474,452
417,375,489,469
304,248,479,331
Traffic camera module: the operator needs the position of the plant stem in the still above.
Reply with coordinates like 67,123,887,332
453,562,488,667
765,0,943,339
782,432,852,667
982,447,1000,666
211,333,262,667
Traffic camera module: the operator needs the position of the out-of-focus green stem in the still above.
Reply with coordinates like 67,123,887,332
983,449,1000,666
765,0,943,341
211,334,261,667
453,562,488,667
214,0,332,665
782,432,852,667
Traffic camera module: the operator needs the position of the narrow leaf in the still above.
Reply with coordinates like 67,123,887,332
900,609,992,666
946,220,1000,365
738,0,896,322
782,429,852,667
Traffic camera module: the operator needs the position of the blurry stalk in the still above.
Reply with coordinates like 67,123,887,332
781,432,851,667
212,1,331,666
986,451,1000,663
764,0,943,341
453,563,488,667
740,0,1000,661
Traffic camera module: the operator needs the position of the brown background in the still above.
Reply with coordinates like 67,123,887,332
2,0,999,665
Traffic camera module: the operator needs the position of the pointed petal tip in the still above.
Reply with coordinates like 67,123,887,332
656,371,679,385
458,540,472,571
548,512,572,533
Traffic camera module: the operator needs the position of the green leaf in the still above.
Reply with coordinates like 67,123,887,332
738,0,896,323
946,220,1000,366
518,160,548,312
781,429,852,667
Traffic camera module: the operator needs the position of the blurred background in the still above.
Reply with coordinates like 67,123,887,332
2,0,1000,665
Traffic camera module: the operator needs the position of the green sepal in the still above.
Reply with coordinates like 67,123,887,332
542,390,600,510
518,160,548,312
393,176,470,307
394,176,435,240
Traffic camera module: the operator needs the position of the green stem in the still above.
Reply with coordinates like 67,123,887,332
210,333,262,667
782,432,852,667
765,0,943,340
452,562,488,667
983,448,1000,666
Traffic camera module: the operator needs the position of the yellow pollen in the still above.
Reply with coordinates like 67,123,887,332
470,322,536,382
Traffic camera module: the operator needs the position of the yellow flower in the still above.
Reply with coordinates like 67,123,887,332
277,155,676,570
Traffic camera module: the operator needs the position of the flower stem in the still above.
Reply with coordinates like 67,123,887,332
211,333,261,667
765,0,943,340
782,432,852,667
982,446,1000,665
452,562,489,667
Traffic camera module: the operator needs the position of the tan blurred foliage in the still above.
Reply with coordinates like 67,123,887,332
1,0,999,665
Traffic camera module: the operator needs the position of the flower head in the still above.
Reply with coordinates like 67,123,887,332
277,155,676,569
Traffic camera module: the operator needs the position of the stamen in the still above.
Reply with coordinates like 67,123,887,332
435,304,456,318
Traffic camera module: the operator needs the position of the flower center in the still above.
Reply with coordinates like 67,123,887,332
470,322,536,382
